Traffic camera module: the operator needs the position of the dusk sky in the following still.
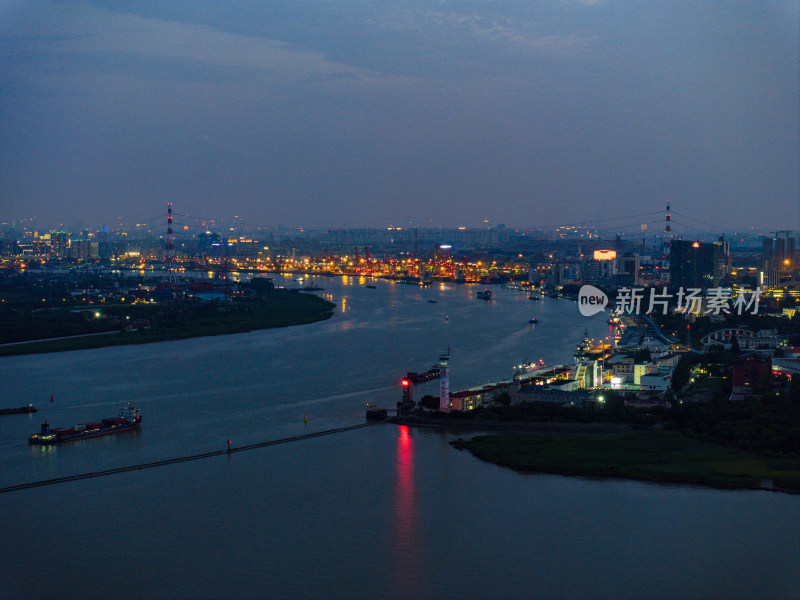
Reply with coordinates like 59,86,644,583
1,1,797,232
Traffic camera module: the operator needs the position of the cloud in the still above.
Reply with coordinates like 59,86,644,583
3,0,407,88
376,6,593,54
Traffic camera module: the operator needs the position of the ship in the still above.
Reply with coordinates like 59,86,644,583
477,288,492,300
407,366,441,384
28,405,141,445
513,359,546,377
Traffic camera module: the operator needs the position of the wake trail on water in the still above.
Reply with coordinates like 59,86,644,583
58,384,400,411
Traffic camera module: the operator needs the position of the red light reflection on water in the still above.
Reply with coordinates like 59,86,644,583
395,426,415,536
393,425,420,589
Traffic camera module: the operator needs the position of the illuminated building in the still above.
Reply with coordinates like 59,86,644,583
50,231,68,259
70,239,99,261
593,249,616,261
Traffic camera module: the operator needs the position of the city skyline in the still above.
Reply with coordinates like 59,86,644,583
1,207,793,242
1,1,798,230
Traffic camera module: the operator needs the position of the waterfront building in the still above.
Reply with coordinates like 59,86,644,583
638,372,672,392
573,359,602,388
449,389,482,411
517,386,593,406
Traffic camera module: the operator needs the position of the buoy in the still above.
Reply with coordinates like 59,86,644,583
227,440,232,452
50,394,53,402
304,415,308,423
445,315,449,321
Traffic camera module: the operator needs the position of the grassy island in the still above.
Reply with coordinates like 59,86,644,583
0,289,334,356
452,430,800,492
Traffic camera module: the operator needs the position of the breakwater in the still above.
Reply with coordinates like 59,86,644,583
0,423,367,494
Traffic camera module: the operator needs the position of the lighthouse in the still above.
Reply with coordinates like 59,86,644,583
439,349,450,411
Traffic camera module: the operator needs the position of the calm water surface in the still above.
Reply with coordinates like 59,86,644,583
1,278,798,599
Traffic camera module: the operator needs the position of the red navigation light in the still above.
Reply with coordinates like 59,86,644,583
401,379,410,387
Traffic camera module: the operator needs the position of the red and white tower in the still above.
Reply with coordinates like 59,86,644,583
164,203,179,284
662,202,671,283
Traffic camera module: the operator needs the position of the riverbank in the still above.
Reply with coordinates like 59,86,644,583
389,414,633,433
0,290,334,356
451,430,800,493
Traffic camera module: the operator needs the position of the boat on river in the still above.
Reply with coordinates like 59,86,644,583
407,366,441,384
513,359,546,376
28,405,141,445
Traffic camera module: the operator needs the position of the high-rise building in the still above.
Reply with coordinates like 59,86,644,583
96,230,111,259
615,252,641,286
669,240,722,289
69,238,99,261
762,237,773,261
50,231,68,259
775,237,786,266
764,235,795,272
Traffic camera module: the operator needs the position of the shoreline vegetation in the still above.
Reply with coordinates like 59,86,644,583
0,289,334,356
450,430,800,494
393,389,800,494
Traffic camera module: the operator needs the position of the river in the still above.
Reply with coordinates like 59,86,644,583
1,276,798,599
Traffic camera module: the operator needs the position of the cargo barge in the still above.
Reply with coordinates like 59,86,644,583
28,405,141,445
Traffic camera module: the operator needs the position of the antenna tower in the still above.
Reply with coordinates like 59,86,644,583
164,203,179,284
662,202,671,283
